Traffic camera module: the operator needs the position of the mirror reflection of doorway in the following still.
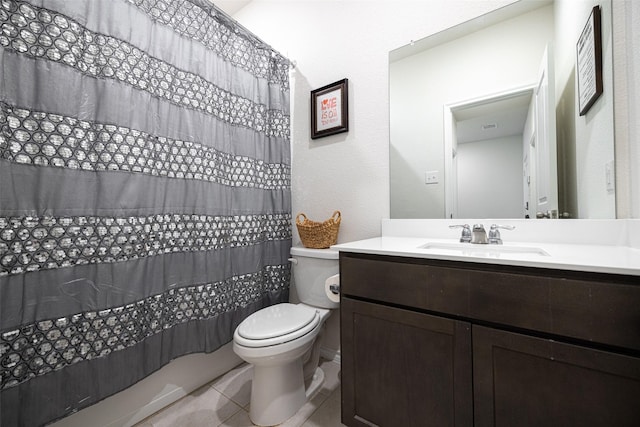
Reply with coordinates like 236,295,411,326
451,90,533,218
444,46,558,219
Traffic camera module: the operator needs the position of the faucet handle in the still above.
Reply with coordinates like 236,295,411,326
488,224,515,244
449,224,471,243
490,224,515,231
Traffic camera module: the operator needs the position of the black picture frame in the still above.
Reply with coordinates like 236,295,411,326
577,5,603,116
310,79,349,139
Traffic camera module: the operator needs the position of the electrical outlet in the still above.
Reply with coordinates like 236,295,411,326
425,171,440,184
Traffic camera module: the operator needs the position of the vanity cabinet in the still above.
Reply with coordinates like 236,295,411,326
341,297,472,427
339,253,640,427
473,325,640,427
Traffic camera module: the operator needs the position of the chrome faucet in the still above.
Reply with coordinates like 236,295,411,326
488,224,515,244
471,224,488,244
450,224,488,244
451,223,515,244
449,224,471,243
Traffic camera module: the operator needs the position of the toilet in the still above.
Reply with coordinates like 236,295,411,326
232,246,339,426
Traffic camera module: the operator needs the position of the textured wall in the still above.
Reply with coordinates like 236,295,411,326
630,0,640,217
612,0,640,218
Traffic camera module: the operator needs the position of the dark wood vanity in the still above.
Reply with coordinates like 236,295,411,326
339,252,640,427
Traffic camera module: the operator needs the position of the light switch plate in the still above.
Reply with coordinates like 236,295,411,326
605,161,615,193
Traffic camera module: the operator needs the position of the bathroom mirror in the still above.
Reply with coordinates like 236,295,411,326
389,0,616,219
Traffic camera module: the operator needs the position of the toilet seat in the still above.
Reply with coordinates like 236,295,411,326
235,303,320,348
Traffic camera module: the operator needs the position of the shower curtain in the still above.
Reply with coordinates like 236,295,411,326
0,1,291,425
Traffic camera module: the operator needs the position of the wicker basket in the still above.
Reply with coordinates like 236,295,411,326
296,211,341,249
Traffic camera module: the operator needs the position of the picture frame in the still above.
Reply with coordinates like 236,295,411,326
576,5,603,116
310,78,349,139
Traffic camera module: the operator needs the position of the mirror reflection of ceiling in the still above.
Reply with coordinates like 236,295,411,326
454,93,531,144
389,1,547,63
389,0,616,220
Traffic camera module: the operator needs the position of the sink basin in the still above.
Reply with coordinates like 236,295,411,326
418,242,550,257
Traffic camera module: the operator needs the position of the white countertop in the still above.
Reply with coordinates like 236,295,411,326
332,219,640,276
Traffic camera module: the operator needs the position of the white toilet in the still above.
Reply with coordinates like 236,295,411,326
232,246,339,426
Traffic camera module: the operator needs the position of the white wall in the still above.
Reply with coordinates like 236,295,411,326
457,136,524,218
612,0,640,218
628,0,640,217
233,0,518,243
389,5,553,218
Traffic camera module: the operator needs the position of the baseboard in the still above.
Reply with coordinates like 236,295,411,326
320,346,341,364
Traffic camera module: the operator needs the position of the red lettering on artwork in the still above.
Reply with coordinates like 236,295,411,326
322,97,337,110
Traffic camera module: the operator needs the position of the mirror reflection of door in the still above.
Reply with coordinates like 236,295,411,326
523,131,536,219
533,45,559,218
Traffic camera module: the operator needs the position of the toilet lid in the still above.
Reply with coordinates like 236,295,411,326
236,303,320,347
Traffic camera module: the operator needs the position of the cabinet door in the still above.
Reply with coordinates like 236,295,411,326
341,297,472,427
473,325,640,427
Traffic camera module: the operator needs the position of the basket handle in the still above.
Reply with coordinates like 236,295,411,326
296,213,308,225
331,210,341,223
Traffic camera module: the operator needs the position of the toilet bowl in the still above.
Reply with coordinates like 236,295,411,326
232,247,339,426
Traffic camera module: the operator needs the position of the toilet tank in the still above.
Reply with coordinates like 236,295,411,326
290,246,339,309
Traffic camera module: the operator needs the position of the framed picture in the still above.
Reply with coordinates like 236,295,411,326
576,5,603,116
310,78,349,139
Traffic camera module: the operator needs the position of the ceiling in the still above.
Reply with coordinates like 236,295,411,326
212,0,252,16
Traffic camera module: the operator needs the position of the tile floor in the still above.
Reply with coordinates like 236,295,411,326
135,359,346,427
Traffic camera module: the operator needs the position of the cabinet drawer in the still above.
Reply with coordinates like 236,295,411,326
340,253,640,351
339,254,470,315
469,268,640,352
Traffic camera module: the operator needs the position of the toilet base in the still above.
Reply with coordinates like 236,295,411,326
305,367,325,401
249,357,304,426
249,363,326,426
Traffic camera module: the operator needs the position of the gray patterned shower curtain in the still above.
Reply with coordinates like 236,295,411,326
0,0,291,425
